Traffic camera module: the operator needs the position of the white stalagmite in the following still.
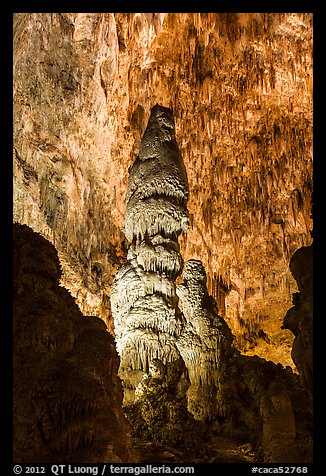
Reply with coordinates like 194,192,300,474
137,240,184,278
125,198,189,243
110,104,189,403
111,104,238,422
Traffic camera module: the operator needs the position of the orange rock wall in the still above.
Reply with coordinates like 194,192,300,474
13,13,313,367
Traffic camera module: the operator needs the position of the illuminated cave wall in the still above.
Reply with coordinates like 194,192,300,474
13,13,313,367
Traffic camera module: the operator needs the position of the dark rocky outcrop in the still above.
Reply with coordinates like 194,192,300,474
13,223,136,463
176,258,312,463
124,358,208,457
282,245,313,394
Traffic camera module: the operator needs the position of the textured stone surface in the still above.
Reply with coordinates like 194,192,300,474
125,358,208,456
13,223,135,463
13,13,313,367
176,259,234,421
176,269,313,462
110,104,188,401
110,105,312,462
282,245,313,393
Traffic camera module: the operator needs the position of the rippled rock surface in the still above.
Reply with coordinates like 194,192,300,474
13,223,135,463
111,104,189,401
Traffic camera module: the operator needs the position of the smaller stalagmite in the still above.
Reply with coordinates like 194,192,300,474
176,258,312,463
176,259,234,421
110,104,189,401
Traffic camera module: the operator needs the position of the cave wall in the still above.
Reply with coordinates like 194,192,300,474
13,13,313,366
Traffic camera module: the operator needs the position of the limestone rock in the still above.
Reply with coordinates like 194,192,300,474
13,13,314,464
14,13,313,367
176,259,234,420
111,103,312,462
124,358,207,455
176,258,312,462
110,104,189,402
13,223,136,463
282,245,313,393
260,382,297,463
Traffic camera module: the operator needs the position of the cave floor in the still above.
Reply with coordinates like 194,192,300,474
133,435,258,463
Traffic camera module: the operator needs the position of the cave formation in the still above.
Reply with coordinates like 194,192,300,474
110,104,312,463
110,104,189,402
13,13,313,464
13,223,136,463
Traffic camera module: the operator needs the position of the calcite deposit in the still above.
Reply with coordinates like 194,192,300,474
110,104,188,400
176,259,234,421
110,105,312,463
13,12,314,464
176,261,313,462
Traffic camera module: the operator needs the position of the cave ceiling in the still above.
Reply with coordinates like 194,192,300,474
13,13,313,367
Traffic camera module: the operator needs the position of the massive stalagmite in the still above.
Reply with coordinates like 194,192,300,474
110,104,189,400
